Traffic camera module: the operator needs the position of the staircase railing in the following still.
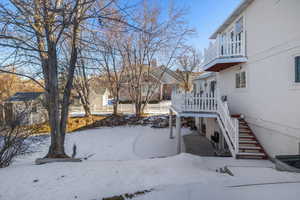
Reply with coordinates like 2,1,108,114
217,99,239,157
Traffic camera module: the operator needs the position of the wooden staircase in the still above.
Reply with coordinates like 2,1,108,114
236,119,268,159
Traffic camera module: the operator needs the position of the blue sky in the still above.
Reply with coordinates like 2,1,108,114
1,0,242,52
160,0,242,51
0,0,242,59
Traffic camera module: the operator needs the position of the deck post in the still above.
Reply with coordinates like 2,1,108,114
198,117,203,134
169,109,174,139
176,115,182,154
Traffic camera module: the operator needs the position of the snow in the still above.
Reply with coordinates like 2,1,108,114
133,181,300,200
1,125,300,200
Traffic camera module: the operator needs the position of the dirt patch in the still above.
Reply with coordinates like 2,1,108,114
28,114,195,134
102,189,153,200
77,114,172,131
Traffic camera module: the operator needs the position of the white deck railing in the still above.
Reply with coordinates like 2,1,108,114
203,32,246,67
171,92,218,113
171,92,239,157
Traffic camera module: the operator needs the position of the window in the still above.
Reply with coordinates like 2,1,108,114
235,17,244,34
295,56,300,83
235,17,243,53
235,71,246,88
235,73,240,88
240,71,246,88
210,81,217,95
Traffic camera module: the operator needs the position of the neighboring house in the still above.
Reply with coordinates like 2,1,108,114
88,80,111,108
150,66,183,100
170,0,300,159
119,66,182,102
4,92,47,125
71,85,110,111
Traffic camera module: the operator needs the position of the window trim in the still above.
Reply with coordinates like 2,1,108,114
235,69,247,89
289,53,300,90
295,56,300,83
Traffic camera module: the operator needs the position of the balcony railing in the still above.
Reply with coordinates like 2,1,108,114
171,92,218,113
203,32,246,67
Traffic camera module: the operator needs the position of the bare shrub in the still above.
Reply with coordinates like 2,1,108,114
0,106,33,168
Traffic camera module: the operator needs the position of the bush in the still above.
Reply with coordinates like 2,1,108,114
0,124,31,168
0,107,32,168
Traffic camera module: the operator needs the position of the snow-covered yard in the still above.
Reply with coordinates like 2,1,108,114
1,125,300,200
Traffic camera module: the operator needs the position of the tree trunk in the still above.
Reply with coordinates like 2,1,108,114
45,51,68,159
112,95,119,116
113,103,118,116
135,103,142,117
83,104,91,117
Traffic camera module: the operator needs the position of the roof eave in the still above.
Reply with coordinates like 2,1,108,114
209,0,254,39
193,72,216,81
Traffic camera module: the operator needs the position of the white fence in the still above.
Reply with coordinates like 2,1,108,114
70,101,171,115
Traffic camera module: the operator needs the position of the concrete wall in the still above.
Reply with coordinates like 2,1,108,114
217,0,300,157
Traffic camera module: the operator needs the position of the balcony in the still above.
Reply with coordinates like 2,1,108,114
171,92,218,114
202,32,247,72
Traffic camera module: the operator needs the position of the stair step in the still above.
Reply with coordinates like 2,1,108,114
237,155,267,160
237,152,266,156
236,119,268,159
239,140,258,144
239,143,260,147
239,127,250,130
240,130,251,133
239,125,250,130
239,137,256,141
239,146,261,150
239,127,251,130
231,114,241,118
239,134,254,138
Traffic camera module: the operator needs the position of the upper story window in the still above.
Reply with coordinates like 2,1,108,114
295,56,300,83
235,71,246,88
235,17,244,34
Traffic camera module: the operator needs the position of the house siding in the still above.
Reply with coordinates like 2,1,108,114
217,0,300,157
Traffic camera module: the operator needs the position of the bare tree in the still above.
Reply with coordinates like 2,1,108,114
176,47,202,92
120,2,195,116
73,55,92,117
0,0,129,158
95,31,125,116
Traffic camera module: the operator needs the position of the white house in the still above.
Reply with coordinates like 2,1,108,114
170,0,300,159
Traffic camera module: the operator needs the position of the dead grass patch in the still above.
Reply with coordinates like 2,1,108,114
27,115,107,135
